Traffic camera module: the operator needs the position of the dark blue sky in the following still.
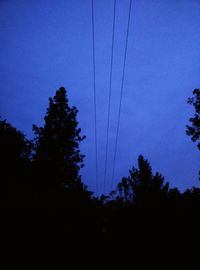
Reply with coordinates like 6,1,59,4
0,0,200,195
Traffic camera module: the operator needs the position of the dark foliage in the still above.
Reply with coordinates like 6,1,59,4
0,86,200,244
186,88,200,149
0,119,32,206
114,155,169,207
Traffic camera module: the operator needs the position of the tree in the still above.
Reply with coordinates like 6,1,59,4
117,155,169,207
0,119,32,203
33,87,86,192
186,89,200,149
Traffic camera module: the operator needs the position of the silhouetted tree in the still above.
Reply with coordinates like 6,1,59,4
186,89,200,149
0,119,32,204
33,87,86,194
117,155,169,207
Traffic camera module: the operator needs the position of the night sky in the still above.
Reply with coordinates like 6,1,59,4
0,0,200,195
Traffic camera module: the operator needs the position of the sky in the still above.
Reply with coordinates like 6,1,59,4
0,0,200,195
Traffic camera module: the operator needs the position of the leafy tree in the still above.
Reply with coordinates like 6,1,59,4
117,155,169,207
186,89,200,149
33,87,86,193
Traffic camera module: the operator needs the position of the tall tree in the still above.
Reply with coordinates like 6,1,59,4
33,87,86,192
186,88,200,149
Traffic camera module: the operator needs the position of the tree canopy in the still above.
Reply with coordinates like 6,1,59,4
1,85,200,240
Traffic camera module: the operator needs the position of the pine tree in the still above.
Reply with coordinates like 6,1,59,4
33,87,86,192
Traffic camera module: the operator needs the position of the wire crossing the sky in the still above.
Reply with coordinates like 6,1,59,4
103,0,117,194
91,0,98,195
110,0,132,191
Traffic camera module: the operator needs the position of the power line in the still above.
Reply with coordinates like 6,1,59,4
103,0,117,194
91,0,98,195
110,0,132,191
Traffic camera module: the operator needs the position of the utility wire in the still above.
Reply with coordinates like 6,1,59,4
110,0,132,191
91,0,98,195
103,0,117,194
